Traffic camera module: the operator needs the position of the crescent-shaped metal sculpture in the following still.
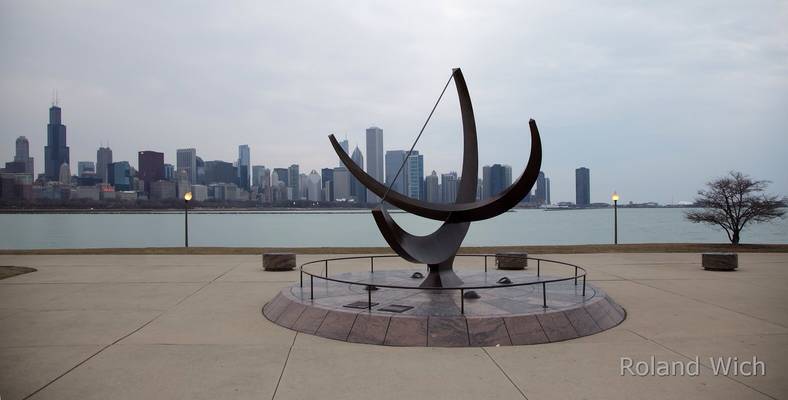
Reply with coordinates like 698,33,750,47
329,68,542,287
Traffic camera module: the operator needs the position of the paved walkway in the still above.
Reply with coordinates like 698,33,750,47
0,253,786,400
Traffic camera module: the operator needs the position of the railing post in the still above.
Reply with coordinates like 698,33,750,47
367,286,372,310
325,260,328,277
310,275,314,300
537,259,541,277
574,266,578,285
300,270,303,288
542,281,547,308
582,275,586,297
484,256,488,273
460,289,465,314
371,257,374,273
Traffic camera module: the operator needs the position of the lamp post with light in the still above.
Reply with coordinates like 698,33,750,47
184,191,192,248
611,191,619,244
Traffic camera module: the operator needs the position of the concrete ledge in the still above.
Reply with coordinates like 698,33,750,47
702,253,738,271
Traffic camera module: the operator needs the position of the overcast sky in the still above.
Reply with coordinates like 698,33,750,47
1,1,786,204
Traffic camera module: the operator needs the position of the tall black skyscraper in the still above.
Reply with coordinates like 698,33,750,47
575,167,590,206
44,105,70,181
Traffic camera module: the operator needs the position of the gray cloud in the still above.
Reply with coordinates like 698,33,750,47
1,0,786,204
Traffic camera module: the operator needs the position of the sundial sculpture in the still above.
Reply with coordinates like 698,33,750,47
329,68,542,288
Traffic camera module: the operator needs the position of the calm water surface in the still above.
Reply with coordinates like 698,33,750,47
1,208,785,249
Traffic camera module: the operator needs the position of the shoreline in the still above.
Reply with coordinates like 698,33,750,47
1,243,786,255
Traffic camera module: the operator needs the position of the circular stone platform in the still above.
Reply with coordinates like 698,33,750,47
263,269,625,347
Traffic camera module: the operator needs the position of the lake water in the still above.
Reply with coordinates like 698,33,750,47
1,208,785,249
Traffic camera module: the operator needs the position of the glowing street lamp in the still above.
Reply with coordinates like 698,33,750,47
611,191,619,244
184,191,192,248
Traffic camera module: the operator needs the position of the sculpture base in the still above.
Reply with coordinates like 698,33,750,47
263,269,625,347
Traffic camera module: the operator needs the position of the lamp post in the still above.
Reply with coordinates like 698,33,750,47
611,191,619,244
183,191,192,248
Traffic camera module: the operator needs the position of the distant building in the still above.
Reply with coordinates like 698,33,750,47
190,184,208,202
425,171,440,203
237,145,250,191
204,160,237,185
333,166,351,201
385,150,408,195
195,156,205,184
366,126,384,203
108,161,132,191
298,173,309,200
176,169,190,199
163,163,175,181
273,168,289,187
406,151,423,200
441,172,458,203
138,151,164,195
535,171,551,205
288,164,299,201
77,161,95,177
350,146,366,203
150,180,177,200
59,163,71,184
44,105,70,181
14,136,34,174
321,168,334,202
482,164,512,199
97,147,113,183
575,167,590,207
176,148,197,184
307,170,321,201
71,185,100,201
252,165,269,188
338,138,349,166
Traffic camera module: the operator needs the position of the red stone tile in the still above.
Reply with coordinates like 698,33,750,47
467,317,511,347
276,302,306,329
564,307,601,337
347,313,390,345
503,315,548,345
537,311,578,342
292,307,329,334
428,317,469,347
316,311,357,341
384,316,428,346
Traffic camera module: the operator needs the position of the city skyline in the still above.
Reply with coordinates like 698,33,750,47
2,2,786,204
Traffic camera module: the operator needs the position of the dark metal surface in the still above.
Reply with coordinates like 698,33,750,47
329,68,543,287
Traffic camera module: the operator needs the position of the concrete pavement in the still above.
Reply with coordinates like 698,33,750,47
0,253,786,399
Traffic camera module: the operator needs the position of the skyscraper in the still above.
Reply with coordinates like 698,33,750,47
406,151,424,200
307,170,321,201
108,161,132,191
163,163,175,181
204,160,237,184
384,150,408,196
535,171,551,205
97,147,113,183
138,151,164,195
483,164,512,199
273,168,289,187
77,161,95,177
321,168,334,202
176,148,197,184
575,167,590,206
332,166,351,200
425,171,440,203
441,172,459,203
338,138,349,166
58,163,71,184
350,146,366,203
44,105,70,181
288,164,299,200
14,136,34,174
252,165,269,187
238,145,250,191
365,126,384,203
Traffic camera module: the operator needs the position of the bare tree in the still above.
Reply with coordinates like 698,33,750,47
686,171,785,244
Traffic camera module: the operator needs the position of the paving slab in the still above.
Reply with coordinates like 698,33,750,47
27,344,287,400
274,333,525,400
0,345,101,400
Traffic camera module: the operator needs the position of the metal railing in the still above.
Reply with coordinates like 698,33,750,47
299,254,587,314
